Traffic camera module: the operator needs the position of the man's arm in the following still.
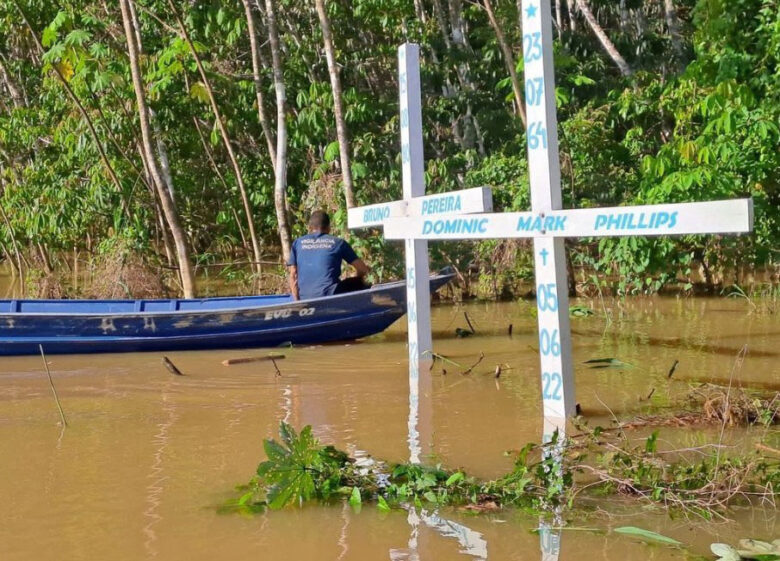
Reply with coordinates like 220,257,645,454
350,258,370,278
288,265,300,300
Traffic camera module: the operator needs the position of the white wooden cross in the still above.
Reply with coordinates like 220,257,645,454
381,1,753,443
348,44,493,462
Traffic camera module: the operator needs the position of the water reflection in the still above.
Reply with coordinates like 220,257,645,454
403,358,568,561
401,358,490,559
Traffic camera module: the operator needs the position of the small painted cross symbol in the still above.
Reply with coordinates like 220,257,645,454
540,248,549,266
526,2,538,18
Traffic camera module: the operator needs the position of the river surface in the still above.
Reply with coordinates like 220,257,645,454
0,296,777,560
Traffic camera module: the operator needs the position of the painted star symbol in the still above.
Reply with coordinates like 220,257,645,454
526,3,538,18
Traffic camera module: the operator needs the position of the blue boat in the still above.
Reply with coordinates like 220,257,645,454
0,272,453,355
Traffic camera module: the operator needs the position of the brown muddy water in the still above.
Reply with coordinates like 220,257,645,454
0,296,777,560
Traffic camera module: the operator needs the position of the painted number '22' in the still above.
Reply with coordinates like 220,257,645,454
542,372,562,401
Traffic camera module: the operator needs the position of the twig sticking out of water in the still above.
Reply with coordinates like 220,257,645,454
422,351,463,369
508,324,513,336
462,352,485,375
463,311,476,334
270,357,282,377
667,360,679,379
39,345,67,427
162,356,184,376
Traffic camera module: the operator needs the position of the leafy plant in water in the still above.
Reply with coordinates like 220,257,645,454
251,424,351,509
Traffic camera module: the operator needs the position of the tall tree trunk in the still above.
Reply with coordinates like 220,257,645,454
265,0,293,264
241,0,277,171
126,0,178,208
663,0,685,69
575,0,632,76
167,0,265,273
314,0,356,208
555,0,564,37
567,0,577,32
119,0,197,298
413,0,427,24
483,0,528,127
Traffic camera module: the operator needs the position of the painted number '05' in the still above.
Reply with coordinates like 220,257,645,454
523,32,542,62
542,372,562,401
537,283,558,312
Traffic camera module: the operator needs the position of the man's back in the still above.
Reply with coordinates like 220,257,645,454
288,233,358,300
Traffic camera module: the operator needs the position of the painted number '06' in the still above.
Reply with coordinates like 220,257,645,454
542,372,562,401
537,283,558,312
539,328,561,356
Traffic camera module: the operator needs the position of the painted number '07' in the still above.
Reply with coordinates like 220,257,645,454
537,283,558,312
525,77,544,106
542,372,562,401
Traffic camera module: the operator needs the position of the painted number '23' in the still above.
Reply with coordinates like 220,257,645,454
523,32,542,62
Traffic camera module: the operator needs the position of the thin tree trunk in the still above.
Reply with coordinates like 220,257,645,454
119,0,197,298
555,0,564,37
314,0,356,208
241,0,277,170
515,0,524,37
167,0,265,273
663,0,685,69
0,55,25,109
568,0,577,32
0,198,24,277
265,0,293,264
575,0,632,76
413,0,428,24
12,0,129,215
483,0,527,127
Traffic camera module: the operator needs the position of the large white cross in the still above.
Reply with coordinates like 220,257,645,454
379,1,753,442
348,44,493,462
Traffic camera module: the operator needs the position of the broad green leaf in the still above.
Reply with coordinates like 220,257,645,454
615,527,682,546
324,141,340,163
348,486,361,506
377,495,390,512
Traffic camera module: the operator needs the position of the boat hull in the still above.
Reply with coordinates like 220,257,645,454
0,275,451,355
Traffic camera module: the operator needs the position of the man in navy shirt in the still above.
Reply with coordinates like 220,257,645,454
287,210,370,300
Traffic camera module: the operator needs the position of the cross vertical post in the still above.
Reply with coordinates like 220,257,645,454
399,44,432,463
522,0,576,435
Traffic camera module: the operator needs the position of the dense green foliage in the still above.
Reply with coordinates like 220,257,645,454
0,0,777,295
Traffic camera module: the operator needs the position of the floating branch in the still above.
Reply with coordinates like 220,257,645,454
222,354,287,366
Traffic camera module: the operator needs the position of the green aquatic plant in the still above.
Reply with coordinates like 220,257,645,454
231,420,779,518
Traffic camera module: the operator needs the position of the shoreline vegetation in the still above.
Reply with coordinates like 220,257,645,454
229,381,779,520
1,0,778,300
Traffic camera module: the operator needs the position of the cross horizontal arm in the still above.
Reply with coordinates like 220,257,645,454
383,199,753,241
348,187,493,230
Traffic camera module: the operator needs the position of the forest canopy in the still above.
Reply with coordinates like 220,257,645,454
0,0,777,297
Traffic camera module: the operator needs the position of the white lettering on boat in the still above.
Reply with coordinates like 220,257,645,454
264,307,315,321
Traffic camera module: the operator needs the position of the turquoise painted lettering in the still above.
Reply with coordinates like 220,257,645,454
422,221,433,235
478,218,488,233
669,212,678,228
517,216,533,231
594,215,607,230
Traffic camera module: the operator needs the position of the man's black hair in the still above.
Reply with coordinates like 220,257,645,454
308,210,330,231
